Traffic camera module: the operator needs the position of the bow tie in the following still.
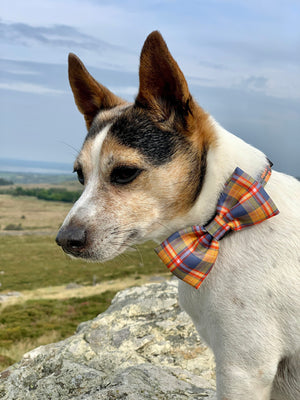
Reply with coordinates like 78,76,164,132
155,165,279,289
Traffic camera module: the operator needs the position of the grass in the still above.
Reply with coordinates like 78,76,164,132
0,292,116,344
0,192,168,371
0,235,163,292
0,291,117,370
0,191,166,370
0,194,71,232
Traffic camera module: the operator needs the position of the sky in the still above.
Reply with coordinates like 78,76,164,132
0,0,299,176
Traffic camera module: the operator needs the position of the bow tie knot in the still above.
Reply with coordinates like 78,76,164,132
205,209,234,240
155,165,279,289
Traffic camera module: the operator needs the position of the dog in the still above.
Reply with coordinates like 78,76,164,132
56,31,300,399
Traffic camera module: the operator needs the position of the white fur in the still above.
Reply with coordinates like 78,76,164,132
149,118,269,239
61,124,110,226
60,117,300,399
177,122,300,399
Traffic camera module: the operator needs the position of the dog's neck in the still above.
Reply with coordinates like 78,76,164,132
164,118,269,235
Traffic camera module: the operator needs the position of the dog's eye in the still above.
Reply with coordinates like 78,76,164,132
74,168,84,185
110,166,142,185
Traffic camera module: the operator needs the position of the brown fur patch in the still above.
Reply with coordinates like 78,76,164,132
76,121,204,227
136,31,190,118
73,138,94,179
101,133,203,220
69,31,219,252
76,95,213,223
135,31,216,162
186,97,217,151
59,31,220,262
100,135,147,176
68,53,127,129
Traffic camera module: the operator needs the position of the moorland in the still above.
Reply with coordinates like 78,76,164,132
0,172,167,370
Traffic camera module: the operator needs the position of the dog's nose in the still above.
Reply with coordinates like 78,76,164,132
56,225,87,256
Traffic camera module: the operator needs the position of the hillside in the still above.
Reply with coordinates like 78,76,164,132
0,182,168,371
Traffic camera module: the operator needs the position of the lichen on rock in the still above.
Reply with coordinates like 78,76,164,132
0,280,216,399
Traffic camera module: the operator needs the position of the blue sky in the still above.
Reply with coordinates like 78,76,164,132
0,0,299,175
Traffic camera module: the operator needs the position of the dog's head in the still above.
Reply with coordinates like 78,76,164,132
56,31,215,261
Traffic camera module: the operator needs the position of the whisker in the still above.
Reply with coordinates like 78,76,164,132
128,244,144,267
59,141,81,158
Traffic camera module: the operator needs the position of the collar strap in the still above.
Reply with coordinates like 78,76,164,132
155,164,279,289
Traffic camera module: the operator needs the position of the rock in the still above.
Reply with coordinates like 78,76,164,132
0,280,216,399
65,282,83,290
0,292,22,302
149,275,167,282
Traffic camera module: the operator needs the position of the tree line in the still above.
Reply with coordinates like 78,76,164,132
0,186,81,203
0,178,14,186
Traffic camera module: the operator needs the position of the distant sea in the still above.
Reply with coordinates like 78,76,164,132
0,158,72,175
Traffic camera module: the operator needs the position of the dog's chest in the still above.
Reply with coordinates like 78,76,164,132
176,213,300,349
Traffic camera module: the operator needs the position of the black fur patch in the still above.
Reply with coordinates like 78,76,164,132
108,107,188,166
85,110,122,141
191,145,207,204
85,106,207,205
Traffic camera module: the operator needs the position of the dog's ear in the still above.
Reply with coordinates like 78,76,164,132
68,54,126,129
135,31,191,123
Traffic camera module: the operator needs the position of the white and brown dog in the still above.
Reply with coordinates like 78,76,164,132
56,31,300,399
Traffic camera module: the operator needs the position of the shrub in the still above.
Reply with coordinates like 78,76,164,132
4,223,23,231
0,178,13,186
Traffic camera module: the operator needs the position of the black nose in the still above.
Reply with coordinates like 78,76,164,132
56,225,87,256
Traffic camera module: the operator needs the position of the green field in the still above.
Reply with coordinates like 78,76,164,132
0,235,162,292
0,182,168,371
0,291,117,369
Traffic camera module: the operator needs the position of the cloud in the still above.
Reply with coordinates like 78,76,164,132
7,68,38,76
110,86,138,98
0,58,139,100
207,38,300,68
243,76,268,89
0,58,69,95
0,21,123,52
197,60,228,71
235,75,268,91
0,82,65,95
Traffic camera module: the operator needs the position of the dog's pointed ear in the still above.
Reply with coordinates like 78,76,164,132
68,53,126,129
135,31,191,121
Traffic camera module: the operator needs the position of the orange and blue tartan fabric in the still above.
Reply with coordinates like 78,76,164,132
155,165,279,289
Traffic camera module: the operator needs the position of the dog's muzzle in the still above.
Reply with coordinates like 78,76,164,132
56,224,87,257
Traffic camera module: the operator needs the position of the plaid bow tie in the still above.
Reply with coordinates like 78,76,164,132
155,165,279,289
